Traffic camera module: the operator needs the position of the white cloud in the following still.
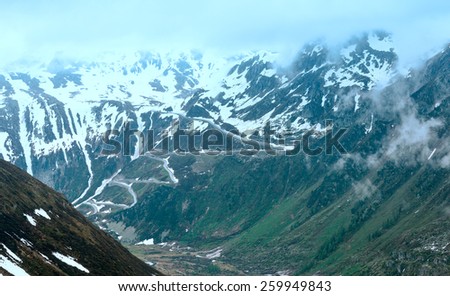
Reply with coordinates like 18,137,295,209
0,0,449,67
385,114,442,164
439,153,450,168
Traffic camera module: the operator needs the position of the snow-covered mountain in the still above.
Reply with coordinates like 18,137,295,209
0,32,397,211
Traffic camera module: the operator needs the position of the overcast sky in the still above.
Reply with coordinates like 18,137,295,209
1,0,449,67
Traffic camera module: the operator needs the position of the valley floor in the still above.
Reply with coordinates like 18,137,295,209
127,242,245,276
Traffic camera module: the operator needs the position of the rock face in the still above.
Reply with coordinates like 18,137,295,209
0,31,449,275
0,159,162,275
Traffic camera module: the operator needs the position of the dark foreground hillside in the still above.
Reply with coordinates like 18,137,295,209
0,159,162,275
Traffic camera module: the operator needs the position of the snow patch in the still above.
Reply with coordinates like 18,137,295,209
136,238,154,246
37,252,54,265
368,34,393,52
428,148,437,160
365,114,374,134
0,244,29,276
20,238,33,248
34,208,51,220
0,255,29,276
52,252,90,273
1,244,22,262
163,157,179,184
23,214,36,226
354,94,361,112
321,95,327,107
260,68,276,77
